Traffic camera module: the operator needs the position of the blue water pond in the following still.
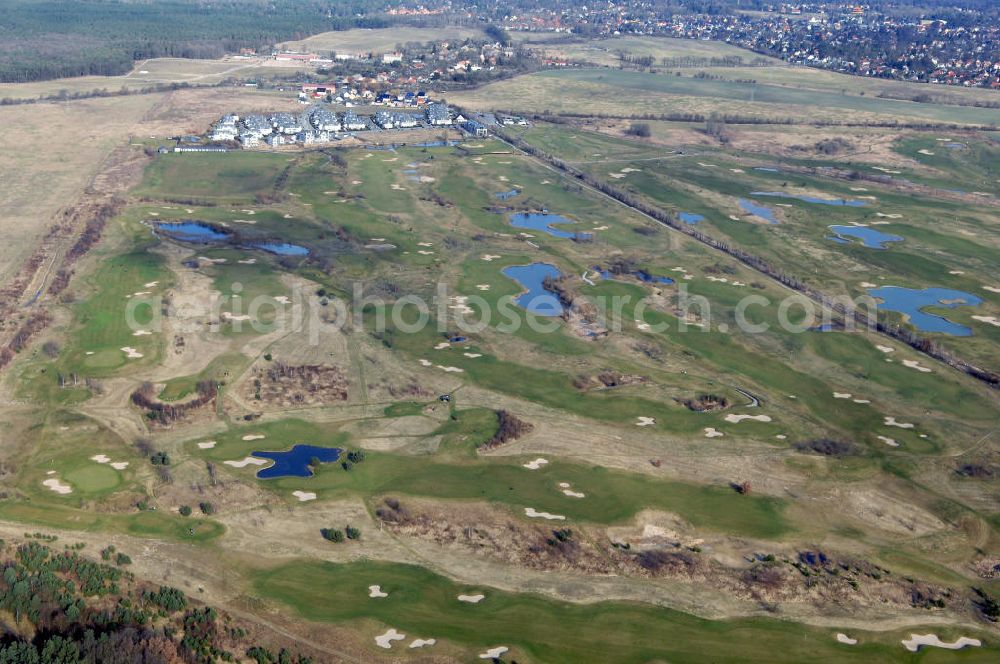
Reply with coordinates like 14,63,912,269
598,267,674,285
154,221,230,242
738,199,779,224
679,212,705,224
509,212,589,239
502,263,564,316
828,225,903,249
750,191,868,207
253,242,309,256
495,189,521,200
252,444,342,479
754,167,781,173
868,286,982,336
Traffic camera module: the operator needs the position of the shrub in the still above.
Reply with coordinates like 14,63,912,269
179,506,192,517
345,526,361,540
198,502,215,516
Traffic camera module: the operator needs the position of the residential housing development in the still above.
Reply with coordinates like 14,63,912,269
212,102,457,149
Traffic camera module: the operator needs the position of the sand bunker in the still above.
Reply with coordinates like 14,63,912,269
437,365,464,373
224,456,268,468
221,312,251,322
292,490,317,502
972,315,1000,327
563,489,585,498
523,458,548,470
833,392,851,399
884,416,914,429
902,359,932,373
948,270,964,275
704,427,724,438
457,594,485,603
636,416,656,427
983,286,1000,293
197,441,217,449
273,295,291,304
525,508,565,520
876,345,894,354
120,347,143,359
476,284,491,291
434,342,451,350
481,254,501,261
463,352,482,358
42,478,72,494
368,585,389,598
724,414,772,423
418,359,432,367
91,454,111,463
409,639,436,648
877,435,899,447
132,330,152,336
480,647,509,659
417,250,434,255
242,434,266,441
374,629,405,649
901,634,981,652
836,633,858,645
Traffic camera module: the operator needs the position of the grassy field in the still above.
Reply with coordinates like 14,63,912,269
453,69,1000,126
528,35,782,67
277,26,486,54
256,559,999,663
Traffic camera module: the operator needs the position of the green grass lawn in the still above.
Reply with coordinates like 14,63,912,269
256,559,998,663
135,152,292,202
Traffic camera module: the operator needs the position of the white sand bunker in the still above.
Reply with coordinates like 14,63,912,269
368,585,388,598
983,286,1000,293
558,482,585,498
481,254,501,261
374,629,405,649
242,434,266,441
197,440,217,449
409,639,436,648
292,490,317,502
884,416,914,429
877,435,899,447
636,416,656,427
860,282,877,288
434,341,451,349
457,594,485,603
836,633,858,645
523,458,548,470
91,454,111,464
43,478,72,494
833,392,851,399
273,295,290,304
132,330,152,336
120,347,143,359
418,359,432,367
902,359,932,373
972,315,1000,327
476,284,491,291
704,427,724,438
224,456,268,468
238,257,257,264
725,414,772,423
480,647,508,659
525,507,565,520
876,345,894,354
437,365,464,373
463,352,482,358
901,634,981,652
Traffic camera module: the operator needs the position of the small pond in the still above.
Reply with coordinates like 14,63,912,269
597,267,674,285
750,191,868,207
252,242,309,256
868,286,982,336
495,189,520,200
679,212,705,224
154,221,230,243
252,444,342,479
509,212,589,239
502,263,564,316
827,225,903,249
738,199,778,224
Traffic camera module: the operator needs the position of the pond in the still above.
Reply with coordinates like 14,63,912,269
495,189,520,200
679,212,705,224
252,242,309,256
153,221,230,243
597,267,674,285
754,167,781,173
509,212,589,239
750,191,868,207
738,199,778,224
252,444,342,479
868,286,982,336
828,225,903,249
502,263,564,316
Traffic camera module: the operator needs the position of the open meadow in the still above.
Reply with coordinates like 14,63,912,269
277,26,487,54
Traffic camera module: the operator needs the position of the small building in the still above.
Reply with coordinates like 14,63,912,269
341,111,367,131
462,119,488,138
426,102,452,126
373,110,396,129
310,107,341,132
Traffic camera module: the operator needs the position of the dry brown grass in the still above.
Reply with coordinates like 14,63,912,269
277,26,486,54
